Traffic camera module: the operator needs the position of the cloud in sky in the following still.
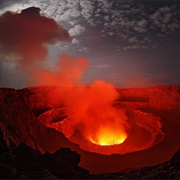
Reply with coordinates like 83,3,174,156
0,0,179,88
0,6,70,65
0,0,179,52
0,6,70,88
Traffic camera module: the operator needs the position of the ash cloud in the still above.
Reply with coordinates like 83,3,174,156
0,7,70,88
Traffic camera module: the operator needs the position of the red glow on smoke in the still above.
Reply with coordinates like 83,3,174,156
0,7,70,67
59,80,128,147
35,54,89,87
36,54,164,155
35,54,129,148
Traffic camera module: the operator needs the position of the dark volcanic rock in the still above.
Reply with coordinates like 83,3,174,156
125,150,180,179
0,135,89,179
0,88,45,152
0,163,16,179
0,130,8,153
90,150,180,179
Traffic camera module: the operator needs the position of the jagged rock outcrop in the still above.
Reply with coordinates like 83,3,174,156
0,132,89,179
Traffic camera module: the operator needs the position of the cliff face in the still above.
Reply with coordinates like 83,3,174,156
0,87,75,153
0,87,50,152
0,85,180,175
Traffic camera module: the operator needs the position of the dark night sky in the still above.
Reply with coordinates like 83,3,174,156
0,0,180,88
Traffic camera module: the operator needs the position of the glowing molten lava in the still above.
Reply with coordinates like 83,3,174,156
89,126,127,146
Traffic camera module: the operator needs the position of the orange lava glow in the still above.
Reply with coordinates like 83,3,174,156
89,126,127,146
56,80,129,149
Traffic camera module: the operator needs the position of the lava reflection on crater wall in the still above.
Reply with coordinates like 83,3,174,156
39,102,164,155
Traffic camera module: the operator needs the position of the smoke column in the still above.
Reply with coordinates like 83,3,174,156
0,7,164,155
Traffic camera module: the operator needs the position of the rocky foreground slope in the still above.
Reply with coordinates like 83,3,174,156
0,130,179,179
